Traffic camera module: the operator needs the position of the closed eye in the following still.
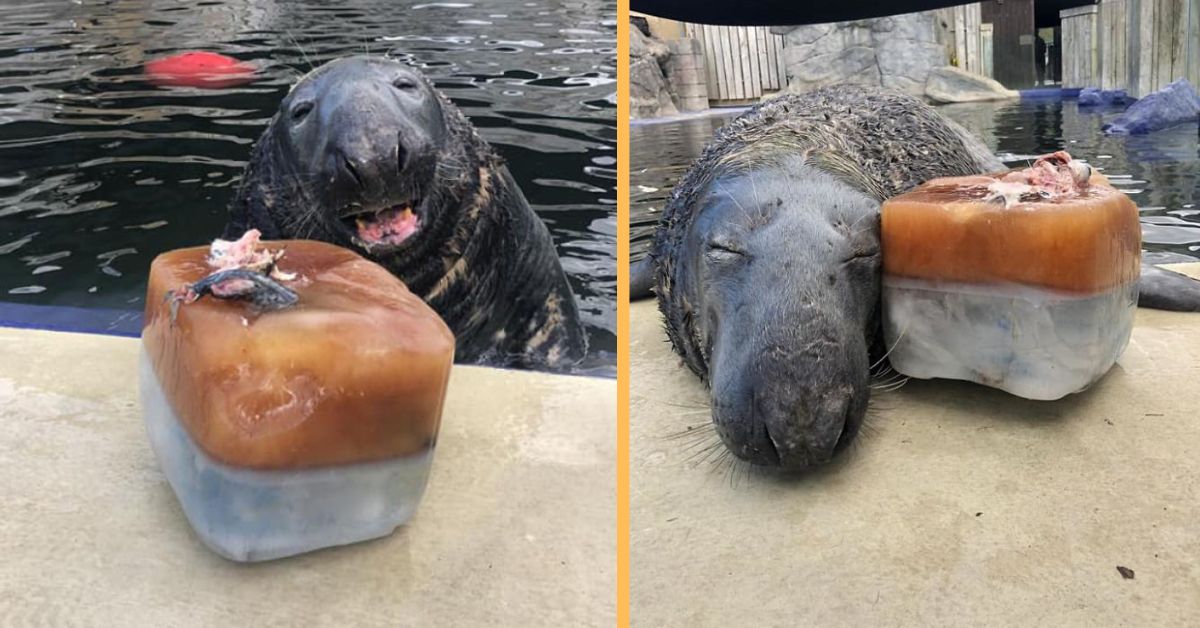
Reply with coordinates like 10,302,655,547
840,247,879,264
706,241,747,262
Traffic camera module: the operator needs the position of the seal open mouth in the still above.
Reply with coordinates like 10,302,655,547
342,203,421,252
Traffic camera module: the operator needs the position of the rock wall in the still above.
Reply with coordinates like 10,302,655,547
775,11,947,97
630,26,678,118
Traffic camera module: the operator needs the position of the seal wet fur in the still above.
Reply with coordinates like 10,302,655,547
635,84,1200,471
224,56,587,370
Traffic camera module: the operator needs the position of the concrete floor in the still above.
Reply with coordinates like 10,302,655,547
0,327,615,627
631,300,1200,626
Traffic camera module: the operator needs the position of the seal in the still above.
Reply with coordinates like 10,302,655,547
631,84,1200,471
223,56,587,370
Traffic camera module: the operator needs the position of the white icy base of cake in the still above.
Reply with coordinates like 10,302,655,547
882,278,1137,400
138,347,434,562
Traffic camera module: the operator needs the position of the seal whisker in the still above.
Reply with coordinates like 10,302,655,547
870,370,899,385
847,208,878,237
870,361,897,378
659,401,709,410
683,440,726,465
714,179,752,222
701,440,730,466
870,378,909,393
664,423,718,441
673,434,721,450
868,322,908,372
678,433,723,453
869,371,906,387
722,451,737,486
748,169,764,213
281,29,316,72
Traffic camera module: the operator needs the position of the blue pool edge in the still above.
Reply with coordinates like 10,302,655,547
0,301,142,338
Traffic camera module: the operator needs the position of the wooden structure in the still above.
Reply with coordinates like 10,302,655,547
937,4,987,75
681,24,787,104
1061,5,1100,87
981,0,1038,89
1059,0,1200,96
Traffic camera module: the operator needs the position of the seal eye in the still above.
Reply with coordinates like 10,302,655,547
291,101,314,122
392,76,418,90
705,241,746,263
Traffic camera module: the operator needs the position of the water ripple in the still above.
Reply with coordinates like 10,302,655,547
0,0,616,372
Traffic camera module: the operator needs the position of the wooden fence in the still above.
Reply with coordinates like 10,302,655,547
937,3,986,76
1061,5,1100,88
1061,0,1200,96
681,24,787,104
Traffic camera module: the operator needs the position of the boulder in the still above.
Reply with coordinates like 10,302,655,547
631,24,669,63
779,12,945,97
1102,79,1200,134
1078,87,1132,107
630,27,678,118
925,66,1019,103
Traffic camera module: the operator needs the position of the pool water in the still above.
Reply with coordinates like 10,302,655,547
631,98,1200,264
0,0,616,375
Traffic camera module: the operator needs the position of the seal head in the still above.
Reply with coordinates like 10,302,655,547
225,56,588,370
686,160,881,467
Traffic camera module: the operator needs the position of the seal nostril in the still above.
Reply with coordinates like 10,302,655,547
396,135,408,174
760,422,782,466
832,399,859,454
340,155,364,190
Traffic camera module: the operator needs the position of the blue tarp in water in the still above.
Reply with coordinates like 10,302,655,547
1078,87,1131,107
1102,79,1200,134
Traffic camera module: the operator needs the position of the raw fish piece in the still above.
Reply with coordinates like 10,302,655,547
165,230,298,321
881,153,1140,399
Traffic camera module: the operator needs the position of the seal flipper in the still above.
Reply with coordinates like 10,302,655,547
631,256,656,300
1138,253,1200,312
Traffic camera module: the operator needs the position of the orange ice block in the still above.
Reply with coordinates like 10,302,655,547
142,240,455,470
882,172,1140,294
880,155,1141,400
140,239,455,561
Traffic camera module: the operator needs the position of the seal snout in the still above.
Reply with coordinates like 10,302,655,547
333,131,411,195
331,135,424,251
710,333,869,471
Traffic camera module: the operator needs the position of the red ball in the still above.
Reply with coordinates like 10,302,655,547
145,52,256,89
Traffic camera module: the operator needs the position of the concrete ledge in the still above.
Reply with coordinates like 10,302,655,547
632,300,1200,625
0,327,615,625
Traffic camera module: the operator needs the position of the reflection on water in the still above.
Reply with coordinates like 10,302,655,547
631,99,1200,262
0,0,616,375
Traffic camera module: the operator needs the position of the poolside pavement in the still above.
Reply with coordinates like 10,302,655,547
632,299,1200,626
0,327,615,627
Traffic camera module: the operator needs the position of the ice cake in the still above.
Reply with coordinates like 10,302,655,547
881,152,1140,400
140,231,454,561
